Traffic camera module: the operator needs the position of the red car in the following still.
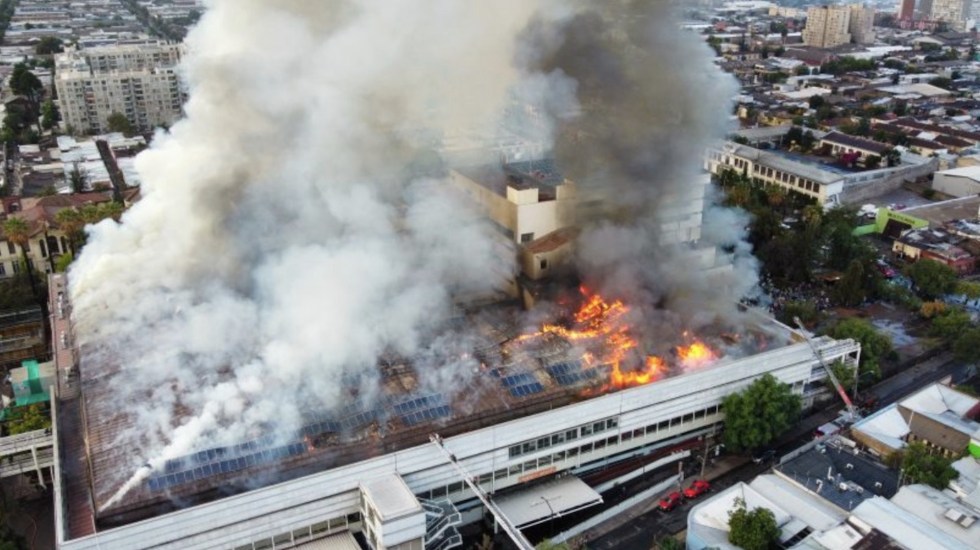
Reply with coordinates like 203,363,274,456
658,491,682,511
683,479,711,499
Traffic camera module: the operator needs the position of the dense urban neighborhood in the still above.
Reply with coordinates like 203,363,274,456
0,2,976,550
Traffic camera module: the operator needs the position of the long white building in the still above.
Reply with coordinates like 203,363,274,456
54,42,186,135
52,320,861,549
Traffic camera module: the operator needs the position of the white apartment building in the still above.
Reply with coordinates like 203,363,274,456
849,4,876,45
803,5,852,49
931,0,974,30
54,43,186,135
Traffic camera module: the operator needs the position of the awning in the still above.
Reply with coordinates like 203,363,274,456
293,531,361,550
494,476,603,528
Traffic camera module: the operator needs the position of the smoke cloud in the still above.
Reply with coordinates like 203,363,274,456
69,0,756,509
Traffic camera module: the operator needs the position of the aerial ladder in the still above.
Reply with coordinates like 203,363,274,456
429,434,536,550
793,317,859,422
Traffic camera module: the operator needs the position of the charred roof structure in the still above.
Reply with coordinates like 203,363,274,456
51,274,863,548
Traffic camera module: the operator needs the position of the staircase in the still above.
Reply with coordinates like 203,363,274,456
419,498,462,550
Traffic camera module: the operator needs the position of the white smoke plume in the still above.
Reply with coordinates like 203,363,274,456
69,0,754,511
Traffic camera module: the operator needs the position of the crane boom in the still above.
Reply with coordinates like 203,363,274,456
430,434,535,550
793,317,858,420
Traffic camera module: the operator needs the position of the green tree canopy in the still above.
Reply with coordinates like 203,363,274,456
930,308,972,341
728,498,780,550
41,99,59,131
722,374,801,452
832,260,867,307
953,328,980,363
906,259,958,300
901,442,958,489
35,35,64,55
106,111,136,136
827,318,892,384
6,404,50,435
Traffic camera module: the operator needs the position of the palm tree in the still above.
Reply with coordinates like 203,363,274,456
3,217,38,300
54,207,84,254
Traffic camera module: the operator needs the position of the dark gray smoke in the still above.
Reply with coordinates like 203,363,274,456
69,0,757,509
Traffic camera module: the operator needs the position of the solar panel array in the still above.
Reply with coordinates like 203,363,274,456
394,394,451,427
545,361,602,386
500,372,544,398
147,442,305,492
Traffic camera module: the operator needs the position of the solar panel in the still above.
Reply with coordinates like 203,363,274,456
509,382,544,398
501,373,536,388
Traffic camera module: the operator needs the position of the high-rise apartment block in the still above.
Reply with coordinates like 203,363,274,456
54,42,187,135
802,5,852,48
930,0,973,30
849,4,876,44
899,0,917,20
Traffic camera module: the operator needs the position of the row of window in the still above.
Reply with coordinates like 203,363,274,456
752,164,820,193
416,405,724,502
508,417,619,459
232,512,361,550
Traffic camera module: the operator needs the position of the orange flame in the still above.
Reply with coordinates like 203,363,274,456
677,340,717,369
517,287,718,392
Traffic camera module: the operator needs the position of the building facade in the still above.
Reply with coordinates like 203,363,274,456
54,43,186,135
848,4,876,45
803,5,852,49
53,332,862,549
900,0,917,20
931,0,973,30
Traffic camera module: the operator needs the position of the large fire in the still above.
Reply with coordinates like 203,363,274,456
519,287,717,391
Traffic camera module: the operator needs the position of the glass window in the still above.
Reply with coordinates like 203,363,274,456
253,538,272,550
607,418,619,429
524,460,537,471
552,450,565,462
567,446,579,457
273,533,290,546
328,517,345,529
448,481,463,494
292,527,311,542
594,439,606,450
551,433,565,445
593,421,606,434
539,455,552,466
509,446,521,459
509,465,522,476
566,429,579,441
657,420,670,431
494,468,507,480
580,442,593,454
537,437,551,450
432,486,447,498
622,431,633,442
683,413,694,423
478,473,492,484
311,521,330,534
581,424,593,436
607,436,618,447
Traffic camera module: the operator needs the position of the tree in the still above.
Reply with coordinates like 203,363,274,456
906,259,958,300
884,148,901,167
955,281,980,300
2,217,38,302
776,300,821,327
35,35,64,55
864,155,881,169
107,111,136,136
655,537,682,550
55,207,84,254
68,162,87,193
9,63,44,128
41,99,59,131
953,328,980,363
535,541,570,550
930,308,971,341
728,498,779,550
722,374,801,452
930,77,953,90
833,260,867,307
808,95,825,109
5,404,50,435
828,318,892,385
901,442,958,489
55,251,73,273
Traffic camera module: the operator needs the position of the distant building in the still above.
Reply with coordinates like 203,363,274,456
900,0,918,20
849,4,876,45
54,42,186,135
930,0,974,31
892,226,975,273
933,166,980,197
803,5,852,48
0,308,45,372
851,383,980,458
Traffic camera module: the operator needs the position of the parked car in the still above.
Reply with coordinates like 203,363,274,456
752,449,776,464
658,491,683,512
683,479,711,499
875,260,896,278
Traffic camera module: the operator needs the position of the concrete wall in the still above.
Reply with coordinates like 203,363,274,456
839,159,939,204
933,173,980,198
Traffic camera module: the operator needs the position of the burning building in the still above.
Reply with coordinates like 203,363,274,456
47,2,864,549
